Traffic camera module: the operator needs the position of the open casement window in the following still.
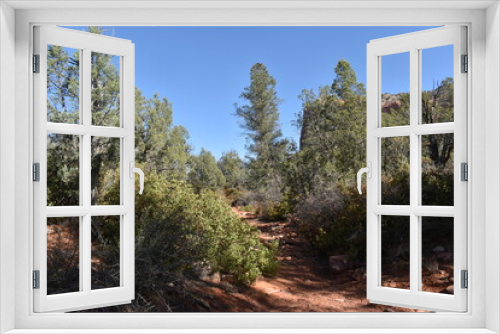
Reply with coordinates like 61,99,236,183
33,26,137,312
364,26,467,312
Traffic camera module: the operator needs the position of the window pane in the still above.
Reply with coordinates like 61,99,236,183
91,52,121,127
421,45,454,124
381,215,410,290
91,216,120,290
47,133,80,206
47,45,80,124
381,136,410,205
91,136,120,205
421,134,454,206
381,52,410,127
47,217,80,295
421,217,454,294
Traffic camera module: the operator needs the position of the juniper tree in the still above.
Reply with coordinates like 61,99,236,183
218,150,247,189
188,148,226,193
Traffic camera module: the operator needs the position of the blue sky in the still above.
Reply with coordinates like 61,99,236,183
68,26,453,159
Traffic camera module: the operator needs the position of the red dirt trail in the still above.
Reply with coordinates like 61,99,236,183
192,213,425,312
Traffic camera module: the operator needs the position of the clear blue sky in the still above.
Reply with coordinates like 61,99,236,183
67,26,453,159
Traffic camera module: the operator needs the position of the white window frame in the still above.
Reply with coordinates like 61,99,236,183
0,1,499,333
366,26,467,312
33,26,136,313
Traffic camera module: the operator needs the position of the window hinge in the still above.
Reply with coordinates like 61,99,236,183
461,162,468,181
33,54,40,73
461,54,468,73
33,163,40,182
33,270,40,289
461,270,468,289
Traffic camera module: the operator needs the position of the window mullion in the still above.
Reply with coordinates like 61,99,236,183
82,48,92,294
409,47,420,295
78,48,84,290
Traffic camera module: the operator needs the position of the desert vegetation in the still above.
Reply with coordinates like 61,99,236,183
46,27,455,312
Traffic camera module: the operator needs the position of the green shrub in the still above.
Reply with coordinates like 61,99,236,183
260,192,294,221
240,204,256,212
294,184,366,260
87,168,279,311
105,168,278,285
261,201,289,221
294,167,452,262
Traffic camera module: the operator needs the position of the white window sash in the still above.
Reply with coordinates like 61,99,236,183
33,26,136,313
366,26,467,312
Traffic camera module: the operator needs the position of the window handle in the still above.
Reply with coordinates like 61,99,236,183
129,162,144,195
357,162,371,195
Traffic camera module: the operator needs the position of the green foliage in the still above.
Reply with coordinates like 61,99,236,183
381,93,410,127
235,63,289,191
291,183,363,261
240,204,256,212
47,134,80,206
47,45,80,123
132,171,278,285
101,167,278,287
135,90,192,181
218,150,247,189
290,62,455,261
90,28,121,127
261,200,292,222
293,59,366,194
46,28,282,312
188,149,226,193
47,28,457,311
422,167,454,206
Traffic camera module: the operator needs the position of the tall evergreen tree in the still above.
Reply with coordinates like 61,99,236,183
46,45,80,205
235,63,287,190
89,26,121,204
330,59,366,181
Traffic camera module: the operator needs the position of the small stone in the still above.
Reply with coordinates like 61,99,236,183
285,256,292,261
266,289,281,294
208,272,221,284
445,285,454,294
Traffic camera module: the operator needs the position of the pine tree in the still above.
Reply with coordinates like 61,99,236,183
46,45,80,205
330,59,367,182
47,45,80,124
235,63,287,191
88,27,121,204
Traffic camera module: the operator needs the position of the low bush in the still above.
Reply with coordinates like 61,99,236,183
294,167,452,262
293,184,366,259
89,168,279,311
261,200,292,221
